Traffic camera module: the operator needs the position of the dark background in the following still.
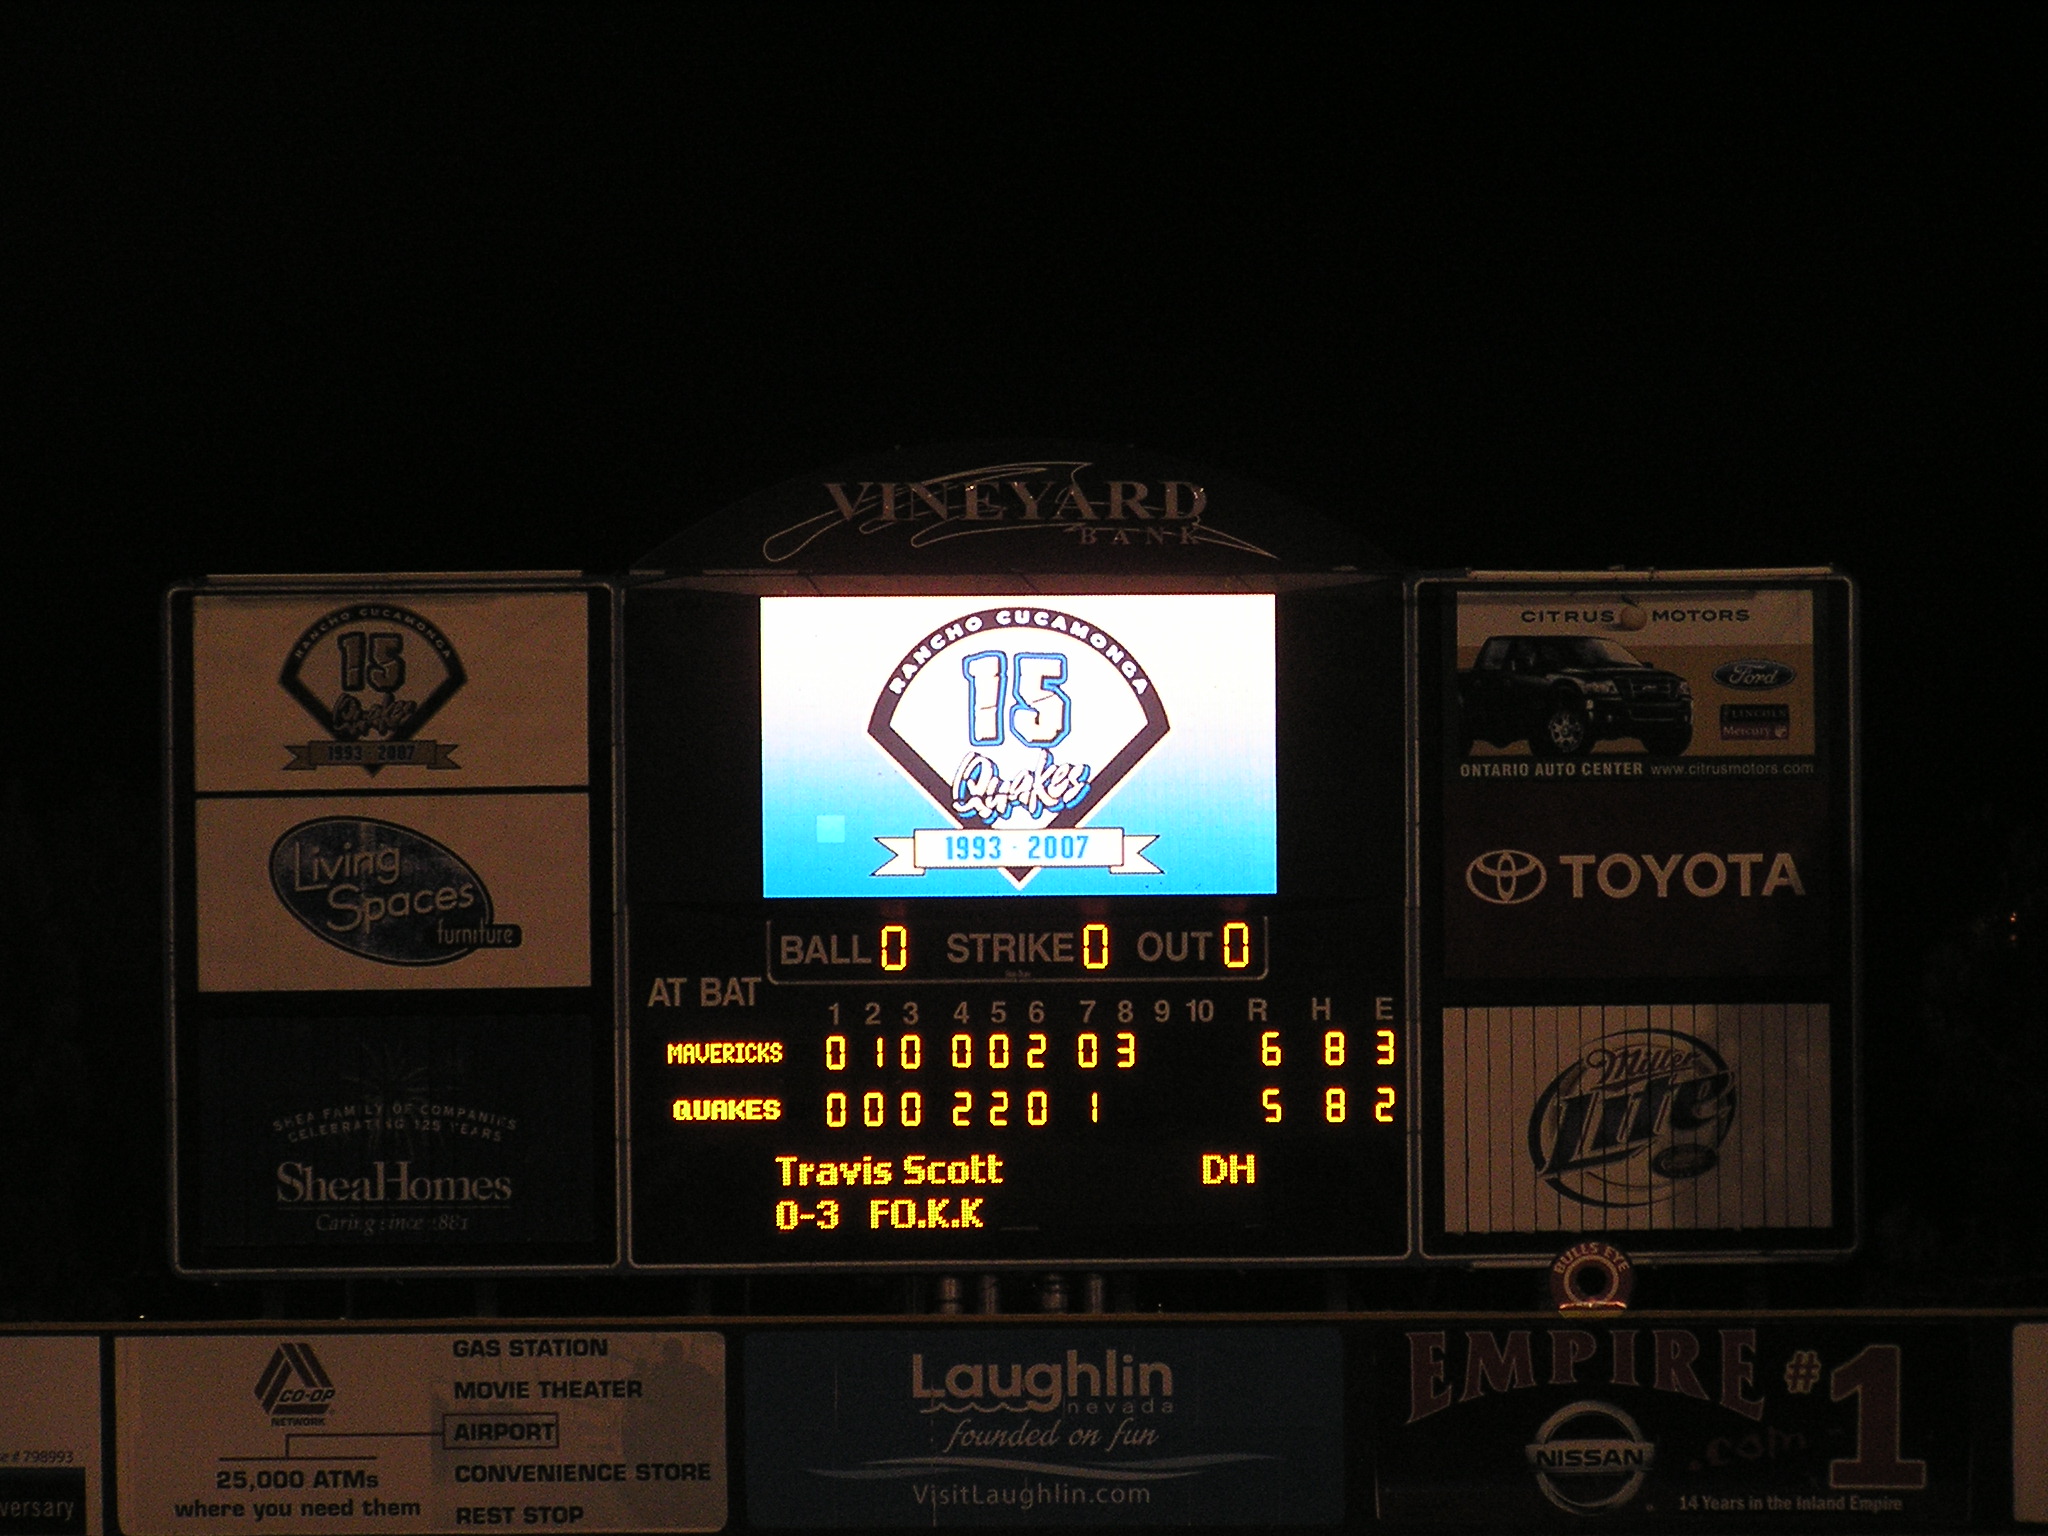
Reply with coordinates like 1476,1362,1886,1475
4,6,2038,1319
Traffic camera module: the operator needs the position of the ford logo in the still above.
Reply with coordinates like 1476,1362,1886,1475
1713,658,1794,690
268,816,522,965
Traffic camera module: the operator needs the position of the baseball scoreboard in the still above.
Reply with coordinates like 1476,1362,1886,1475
163,447,1857,1274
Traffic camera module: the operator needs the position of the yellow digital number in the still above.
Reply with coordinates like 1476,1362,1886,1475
1323,1030,1346,1067
1375,1085,1397,1123
1116,1031,1136,1068
1082,923,1110,970
1324,1085,1347,1123
879,924,909,972
1376,1028,1396,1066
952,1089,972,1127
1262,1086,1283,1123
1260,1030,1282,1067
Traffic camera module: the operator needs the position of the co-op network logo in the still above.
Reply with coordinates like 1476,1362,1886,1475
1524,1400,1657,1514
1464,849,1806,904
255,1341,336,1426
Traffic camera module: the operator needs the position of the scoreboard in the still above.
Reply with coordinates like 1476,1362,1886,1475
162,447,1857,1275
623,579,1407,1267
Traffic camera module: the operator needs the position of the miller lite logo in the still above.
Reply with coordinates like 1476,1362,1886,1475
1527,1029,1736,1207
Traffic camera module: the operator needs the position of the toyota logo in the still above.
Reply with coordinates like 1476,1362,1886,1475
1466,849,1547,905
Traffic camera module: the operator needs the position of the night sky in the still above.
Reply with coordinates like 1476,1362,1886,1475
5,8,2038,1318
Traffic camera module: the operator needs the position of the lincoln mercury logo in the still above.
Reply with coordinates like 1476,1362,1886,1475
280,603,464,771
1466,849,1547,905
1528,1030,1736,1207
255,1342,336,1426
869,606,1169,888
269,817,521,964
1524,1400,1655,1514
761,460,1275,563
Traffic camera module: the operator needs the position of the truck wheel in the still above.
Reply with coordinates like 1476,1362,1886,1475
1533,704,1590,758
1641,724,1693,756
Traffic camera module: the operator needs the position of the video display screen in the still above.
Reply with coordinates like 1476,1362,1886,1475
759,595,1277,899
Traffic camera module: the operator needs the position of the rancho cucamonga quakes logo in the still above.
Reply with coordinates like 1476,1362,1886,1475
869,606,1168,887
280,604,465,772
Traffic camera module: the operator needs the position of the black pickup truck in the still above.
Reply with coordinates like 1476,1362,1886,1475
1458,635,1693,757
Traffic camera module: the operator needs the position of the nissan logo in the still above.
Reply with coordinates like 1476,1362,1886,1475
1524,1400,1656,1514
1466,849,1547,905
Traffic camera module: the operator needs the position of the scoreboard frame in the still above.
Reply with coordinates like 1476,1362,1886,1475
160,456,1859,1277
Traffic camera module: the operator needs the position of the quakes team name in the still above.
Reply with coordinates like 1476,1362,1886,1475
1407,1327,1765,1424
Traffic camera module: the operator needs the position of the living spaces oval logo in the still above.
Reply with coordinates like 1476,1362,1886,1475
269,817,521,964
1527,1029,1736,1207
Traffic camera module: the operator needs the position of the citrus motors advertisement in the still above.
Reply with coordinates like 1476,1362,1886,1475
1453,588,1815,762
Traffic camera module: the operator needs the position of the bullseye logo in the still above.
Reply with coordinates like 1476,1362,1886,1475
868,606,1170,888
1527,1029,1736,1207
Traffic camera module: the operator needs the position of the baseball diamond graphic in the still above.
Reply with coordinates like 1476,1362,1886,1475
868,605,1171,886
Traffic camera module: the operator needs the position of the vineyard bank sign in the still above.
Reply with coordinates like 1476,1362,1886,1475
760,460,1278,562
